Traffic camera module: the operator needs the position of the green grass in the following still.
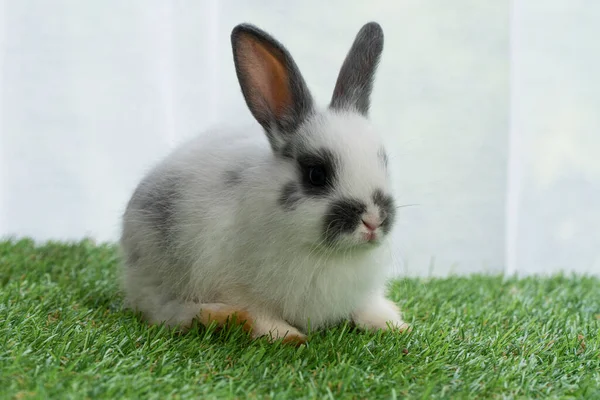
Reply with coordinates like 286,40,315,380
1,239,599,399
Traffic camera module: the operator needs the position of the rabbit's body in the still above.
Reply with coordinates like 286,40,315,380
120,22,410,344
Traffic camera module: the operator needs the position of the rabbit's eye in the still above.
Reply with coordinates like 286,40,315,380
308,166,327,186
297,149,336,195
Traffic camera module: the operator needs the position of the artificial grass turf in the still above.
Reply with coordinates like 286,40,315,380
0,239,599,399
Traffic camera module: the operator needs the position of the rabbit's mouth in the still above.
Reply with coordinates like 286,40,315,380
314,229,387,253
359,232,386,248
362,231,383,245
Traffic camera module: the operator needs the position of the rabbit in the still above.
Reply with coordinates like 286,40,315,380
119,21,410,346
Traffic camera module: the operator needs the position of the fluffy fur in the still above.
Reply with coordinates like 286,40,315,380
120,21,410,344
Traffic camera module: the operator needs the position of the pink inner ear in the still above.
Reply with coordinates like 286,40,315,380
238,35,292,120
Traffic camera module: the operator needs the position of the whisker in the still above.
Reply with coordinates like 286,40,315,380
395,203,420,209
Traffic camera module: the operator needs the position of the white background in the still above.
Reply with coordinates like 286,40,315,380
1,0,599,277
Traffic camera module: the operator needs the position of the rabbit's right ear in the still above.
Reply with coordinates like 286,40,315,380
231,24,314,151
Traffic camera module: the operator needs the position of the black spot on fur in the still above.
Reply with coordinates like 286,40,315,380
372,189,395,234
136,177,180,247
297,148,339,197
279,181,302,210
224,169,243,187
323,198,366,243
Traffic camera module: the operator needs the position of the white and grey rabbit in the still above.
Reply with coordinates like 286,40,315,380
120,21,410,345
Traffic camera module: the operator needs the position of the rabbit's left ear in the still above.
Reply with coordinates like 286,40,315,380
330,22,384,117
231,23,314,150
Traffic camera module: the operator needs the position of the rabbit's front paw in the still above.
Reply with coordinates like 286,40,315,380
352,297,411,333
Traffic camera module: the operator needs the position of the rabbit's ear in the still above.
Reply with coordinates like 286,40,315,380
330,22,384,117
231,24,314,150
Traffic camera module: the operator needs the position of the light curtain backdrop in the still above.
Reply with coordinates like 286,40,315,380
1,0,599,276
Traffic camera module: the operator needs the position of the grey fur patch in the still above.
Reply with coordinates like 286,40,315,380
278,133,309,160
231,23,314,152
126,248,141,265
279,181,302,210
224,169,243,187
372,189,395,234
329,22,384,116
323,198,367,244
135,176,181,248
280,140,297,160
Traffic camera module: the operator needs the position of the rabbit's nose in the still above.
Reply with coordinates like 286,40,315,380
362,214,382,231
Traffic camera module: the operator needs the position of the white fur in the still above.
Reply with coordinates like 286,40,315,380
119,24,409,341
352,292,411,332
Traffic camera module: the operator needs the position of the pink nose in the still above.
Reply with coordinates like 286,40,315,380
362,217,381,232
